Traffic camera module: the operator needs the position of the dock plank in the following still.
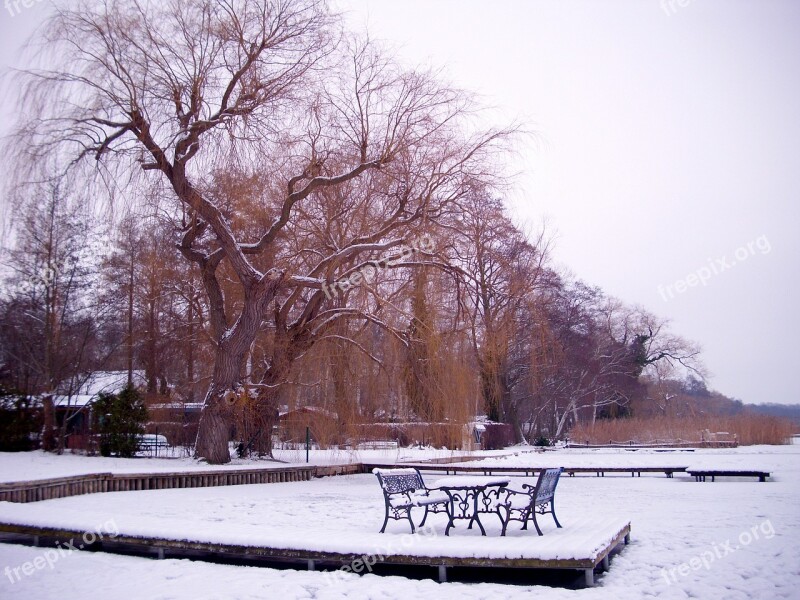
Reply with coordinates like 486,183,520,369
0,518,631,573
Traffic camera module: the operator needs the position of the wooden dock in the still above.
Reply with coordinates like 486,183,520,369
0,464,361,503
0,518,631,587
0,460,689,505
687,469,770,482
365,463,689,478
565,441,736,449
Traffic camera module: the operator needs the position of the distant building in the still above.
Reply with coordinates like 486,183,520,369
48,371,146,449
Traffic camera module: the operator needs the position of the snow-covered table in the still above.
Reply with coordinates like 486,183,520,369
432,476,510,536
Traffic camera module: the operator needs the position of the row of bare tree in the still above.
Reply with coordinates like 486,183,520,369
0,0,701,463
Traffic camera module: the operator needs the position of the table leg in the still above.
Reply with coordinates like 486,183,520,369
468,489,487,536
444,492,455,536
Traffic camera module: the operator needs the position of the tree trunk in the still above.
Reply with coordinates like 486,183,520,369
258,358,293,457
554,401,573,439
194,399,232,464
194,275,283,463
186,301,194,402
145,299,157,393
42,396,57,452
194,355,240,464
194,330,251,463
127,254,134,387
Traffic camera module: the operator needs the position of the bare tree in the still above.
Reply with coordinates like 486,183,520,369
12,0,510,462
447,191,550,438
0,177,102,451
525,279,704,439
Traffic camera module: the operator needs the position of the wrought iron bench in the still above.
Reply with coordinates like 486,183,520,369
137,434,170,456
373,468,449,533
495,467,564,536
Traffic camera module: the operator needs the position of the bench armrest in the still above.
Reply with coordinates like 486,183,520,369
495,487,530,502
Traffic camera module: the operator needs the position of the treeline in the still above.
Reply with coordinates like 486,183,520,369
746,403,800,425
0,180,707,451
569,414,794,447
0,0,712,461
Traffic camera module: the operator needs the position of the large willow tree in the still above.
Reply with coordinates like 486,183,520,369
11,0,509,462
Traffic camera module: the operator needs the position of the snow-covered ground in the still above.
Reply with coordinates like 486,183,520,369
1,443,784,485
1,444,798,598
0,447,498,484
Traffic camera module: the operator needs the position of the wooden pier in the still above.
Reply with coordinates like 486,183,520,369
0,460,689,505
364,463,689,478
0,464,361,504
0,518,631,587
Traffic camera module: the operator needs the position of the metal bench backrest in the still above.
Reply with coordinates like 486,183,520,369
533,467,563,504
373,468,424,496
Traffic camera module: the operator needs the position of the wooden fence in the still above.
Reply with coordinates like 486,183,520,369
0,463,362,504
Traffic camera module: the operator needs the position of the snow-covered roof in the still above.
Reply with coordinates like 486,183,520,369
53,394,95,408
279,406,338,419
150,402,205,411
52,370,146,408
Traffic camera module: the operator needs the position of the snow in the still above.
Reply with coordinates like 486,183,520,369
0,491,626,561
51,395,95,408
431,476,511,488
0,444,799,598
0,545,596,600
372,468,418,475
0,447,495,484
51,370,147,408
449,446,782,473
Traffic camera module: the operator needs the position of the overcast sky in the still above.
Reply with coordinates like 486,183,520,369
2,1,798,405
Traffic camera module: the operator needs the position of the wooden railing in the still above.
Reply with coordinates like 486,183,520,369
0,463,362,504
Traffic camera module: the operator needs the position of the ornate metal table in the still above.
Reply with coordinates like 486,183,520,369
432,476,510,536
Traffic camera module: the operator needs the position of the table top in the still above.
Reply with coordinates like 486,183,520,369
432,476,510,489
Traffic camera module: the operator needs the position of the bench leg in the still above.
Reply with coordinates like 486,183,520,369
444,505,454,537
551,500,562,529
379,508,389,533
468,514,486,536
531,509,544,536
419,505,430,527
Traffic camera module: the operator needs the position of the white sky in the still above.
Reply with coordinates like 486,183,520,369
1,1,799,405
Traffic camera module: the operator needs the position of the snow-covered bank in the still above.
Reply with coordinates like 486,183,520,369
0,447,504,484
1,445,799,598
2,444,791,485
